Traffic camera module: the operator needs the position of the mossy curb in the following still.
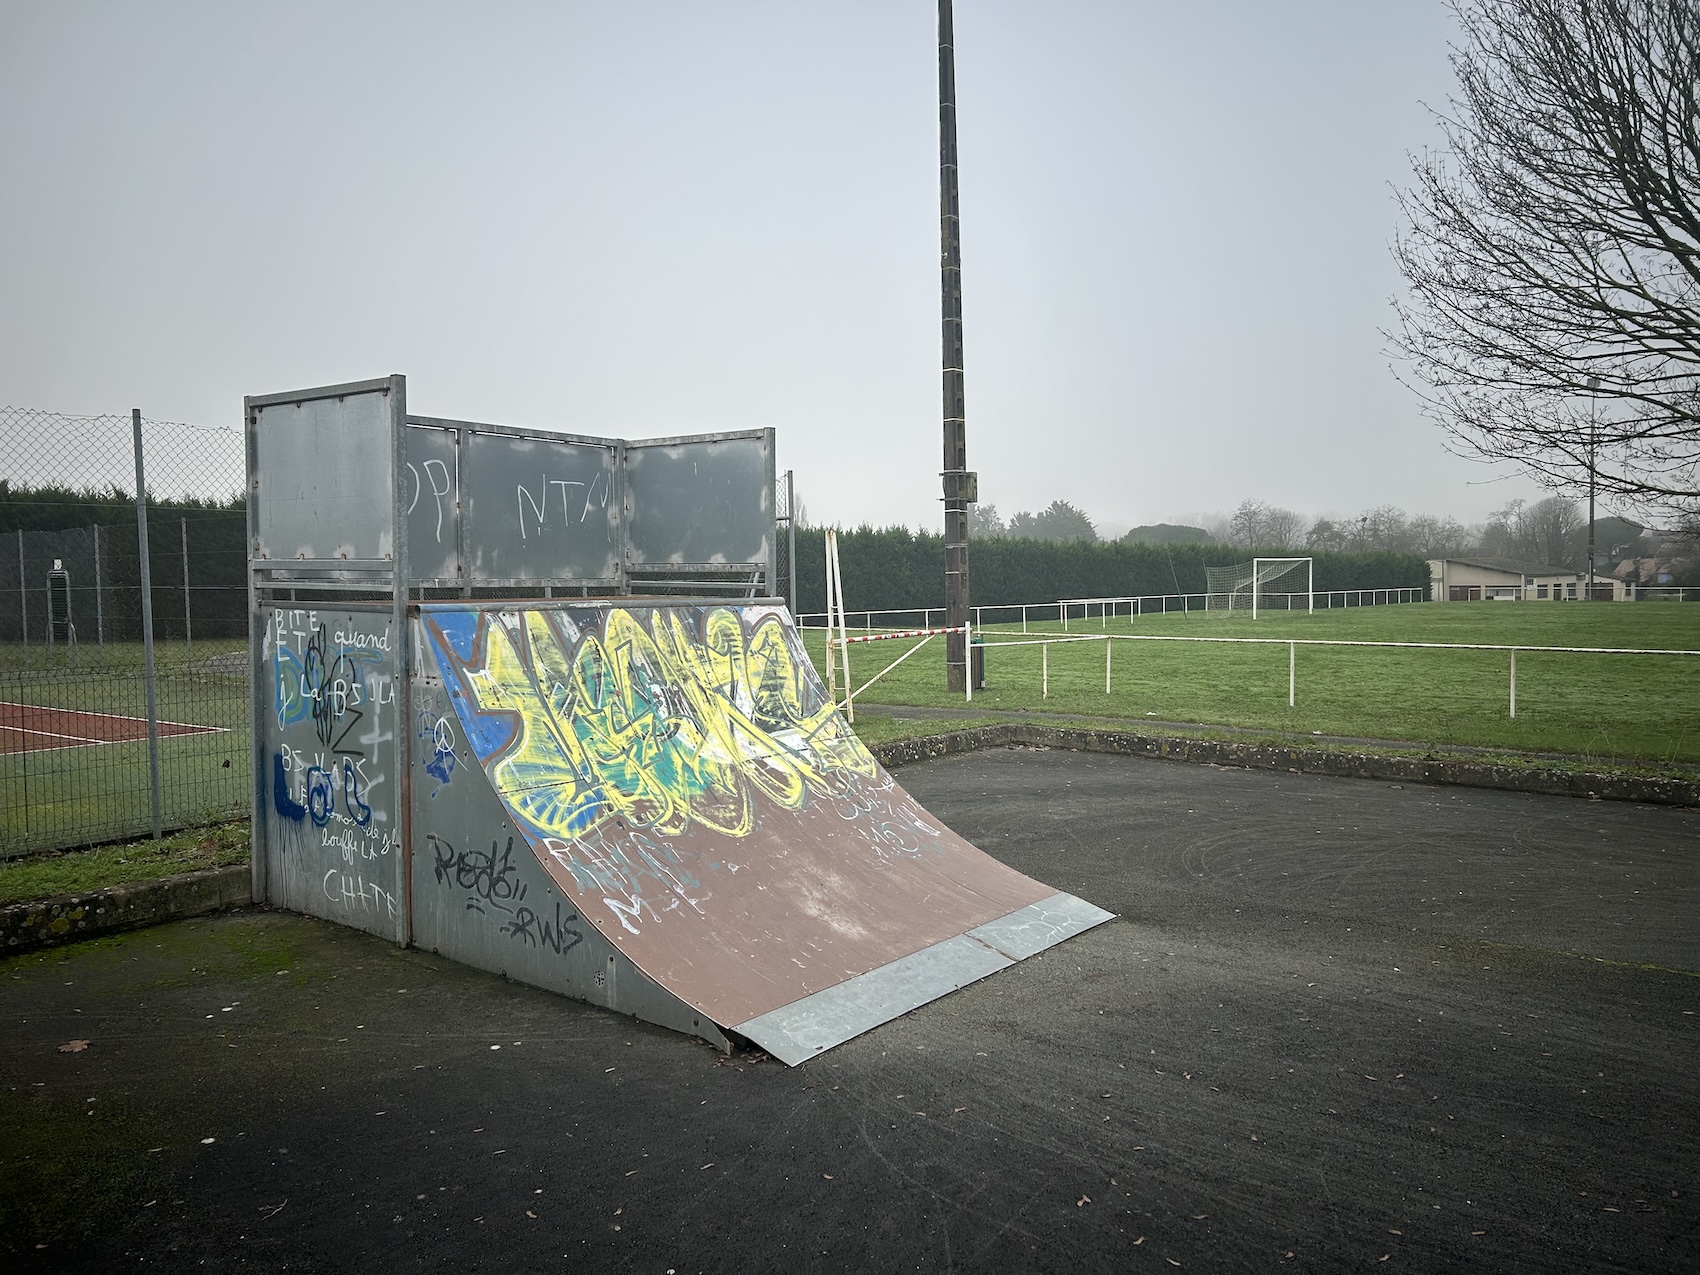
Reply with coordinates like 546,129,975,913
872,723,1700,807
0,865,250,958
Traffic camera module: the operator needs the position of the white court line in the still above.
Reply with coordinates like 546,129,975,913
0,718,228,754
0,722,104,744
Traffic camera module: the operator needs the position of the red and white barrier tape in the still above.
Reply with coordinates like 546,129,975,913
832,626,966,645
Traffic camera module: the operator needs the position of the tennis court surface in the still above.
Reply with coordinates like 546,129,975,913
0,701,222,755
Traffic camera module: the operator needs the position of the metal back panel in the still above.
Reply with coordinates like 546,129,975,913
252,386,398,565
256,603,404,939
461,429,620,584
624,430,773,572
404,424,461,584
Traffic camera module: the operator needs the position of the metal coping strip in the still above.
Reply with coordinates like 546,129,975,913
248,377,397,410
732,891,1115,1066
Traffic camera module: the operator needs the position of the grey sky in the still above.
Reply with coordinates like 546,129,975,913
1,1,1548,533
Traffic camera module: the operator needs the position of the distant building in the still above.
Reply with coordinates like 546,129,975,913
1426,557,1625,602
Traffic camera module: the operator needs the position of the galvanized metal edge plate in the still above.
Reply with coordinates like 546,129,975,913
968,892,1117,962
733,933,1012,1067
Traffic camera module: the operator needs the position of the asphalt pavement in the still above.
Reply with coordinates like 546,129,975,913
3,745,1695,1273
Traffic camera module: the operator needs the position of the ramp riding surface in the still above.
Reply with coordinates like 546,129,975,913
420,602,1110,1061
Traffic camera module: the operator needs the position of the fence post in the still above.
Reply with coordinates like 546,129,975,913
133,409,163,840
92,523,104,658
1289,641,1295,707
181,516,193,665
1105,637,1111,693
964,620,972,703
1042,641,1048,699
1509,648,1517,719
15,530,24,663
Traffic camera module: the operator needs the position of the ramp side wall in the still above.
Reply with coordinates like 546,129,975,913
255,603,405,939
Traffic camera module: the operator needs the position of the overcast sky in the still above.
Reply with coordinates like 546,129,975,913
0,0,1553,534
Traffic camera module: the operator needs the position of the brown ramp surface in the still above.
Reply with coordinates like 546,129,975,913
422,601,1112,1063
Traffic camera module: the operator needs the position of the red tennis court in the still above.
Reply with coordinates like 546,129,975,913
0,701,224,755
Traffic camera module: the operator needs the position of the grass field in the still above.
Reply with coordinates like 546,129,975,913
805,602,1700,766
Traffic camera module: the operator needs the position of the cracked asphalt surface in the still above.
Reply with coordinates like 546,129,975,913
4,745,1696,1272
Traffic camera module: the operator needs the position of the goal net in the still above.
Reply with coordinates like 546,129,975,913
1205,557,1313,615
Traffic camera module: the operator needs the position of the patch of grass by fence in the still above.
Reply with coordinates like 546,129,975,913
0,823,248,905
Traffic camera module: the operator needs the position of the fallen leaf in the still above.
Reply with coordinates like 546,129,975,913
1167,1260,1181,1268
1471,1230,1485,1236
1192,1214,1208,1220
1388,1228,1402,1236
525,1210,536,1219
822,1174,834,1180
700,1163,714,1170
1133,1236,1145,1245
58,1040,90,1054
1077,1195,1091,1207
1379,1256,1390,1263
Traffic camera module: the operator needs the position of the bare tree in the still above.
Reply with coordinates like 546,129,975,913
1391,0,1700,517
1228,500,1306,548
1480,495,1584,564
1406,512,1476,557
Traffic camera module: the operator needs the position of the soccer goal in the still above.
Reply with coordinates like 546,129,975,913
1205,557,1313,617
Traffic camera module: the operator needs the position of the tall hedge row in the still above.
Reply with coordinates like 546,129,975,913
791,527,1427,615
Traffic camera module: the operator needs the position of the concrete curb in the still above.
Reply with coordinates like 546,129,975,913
0,865,251,959
873,723,1700,807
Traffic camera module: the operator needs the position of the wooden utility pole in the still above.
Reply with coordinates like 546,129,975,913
939,0,976,691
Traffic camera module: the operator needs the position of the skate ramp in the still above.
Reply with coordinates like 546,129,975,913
420,601,1112,1063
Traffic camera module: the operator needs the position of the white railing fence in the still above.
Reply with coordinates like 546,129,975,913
799,624,1700,721
798,588,1427,633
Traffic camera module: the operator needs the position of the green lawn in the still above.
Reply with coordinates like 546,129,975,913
808,602,1700,765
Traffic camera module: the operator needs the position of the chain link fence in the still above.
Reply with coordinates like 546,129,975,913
1,407,249,856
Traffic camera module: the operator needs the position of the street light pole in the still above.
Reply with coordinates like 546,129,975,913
1586,376,1599,601
939,0,975,693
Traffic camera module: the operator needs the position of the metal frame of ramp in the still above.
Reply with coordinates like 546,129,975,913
246,379,1113,1061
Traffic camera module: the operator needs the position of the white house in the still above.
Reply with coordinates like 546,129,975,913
1426,557,1625,602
